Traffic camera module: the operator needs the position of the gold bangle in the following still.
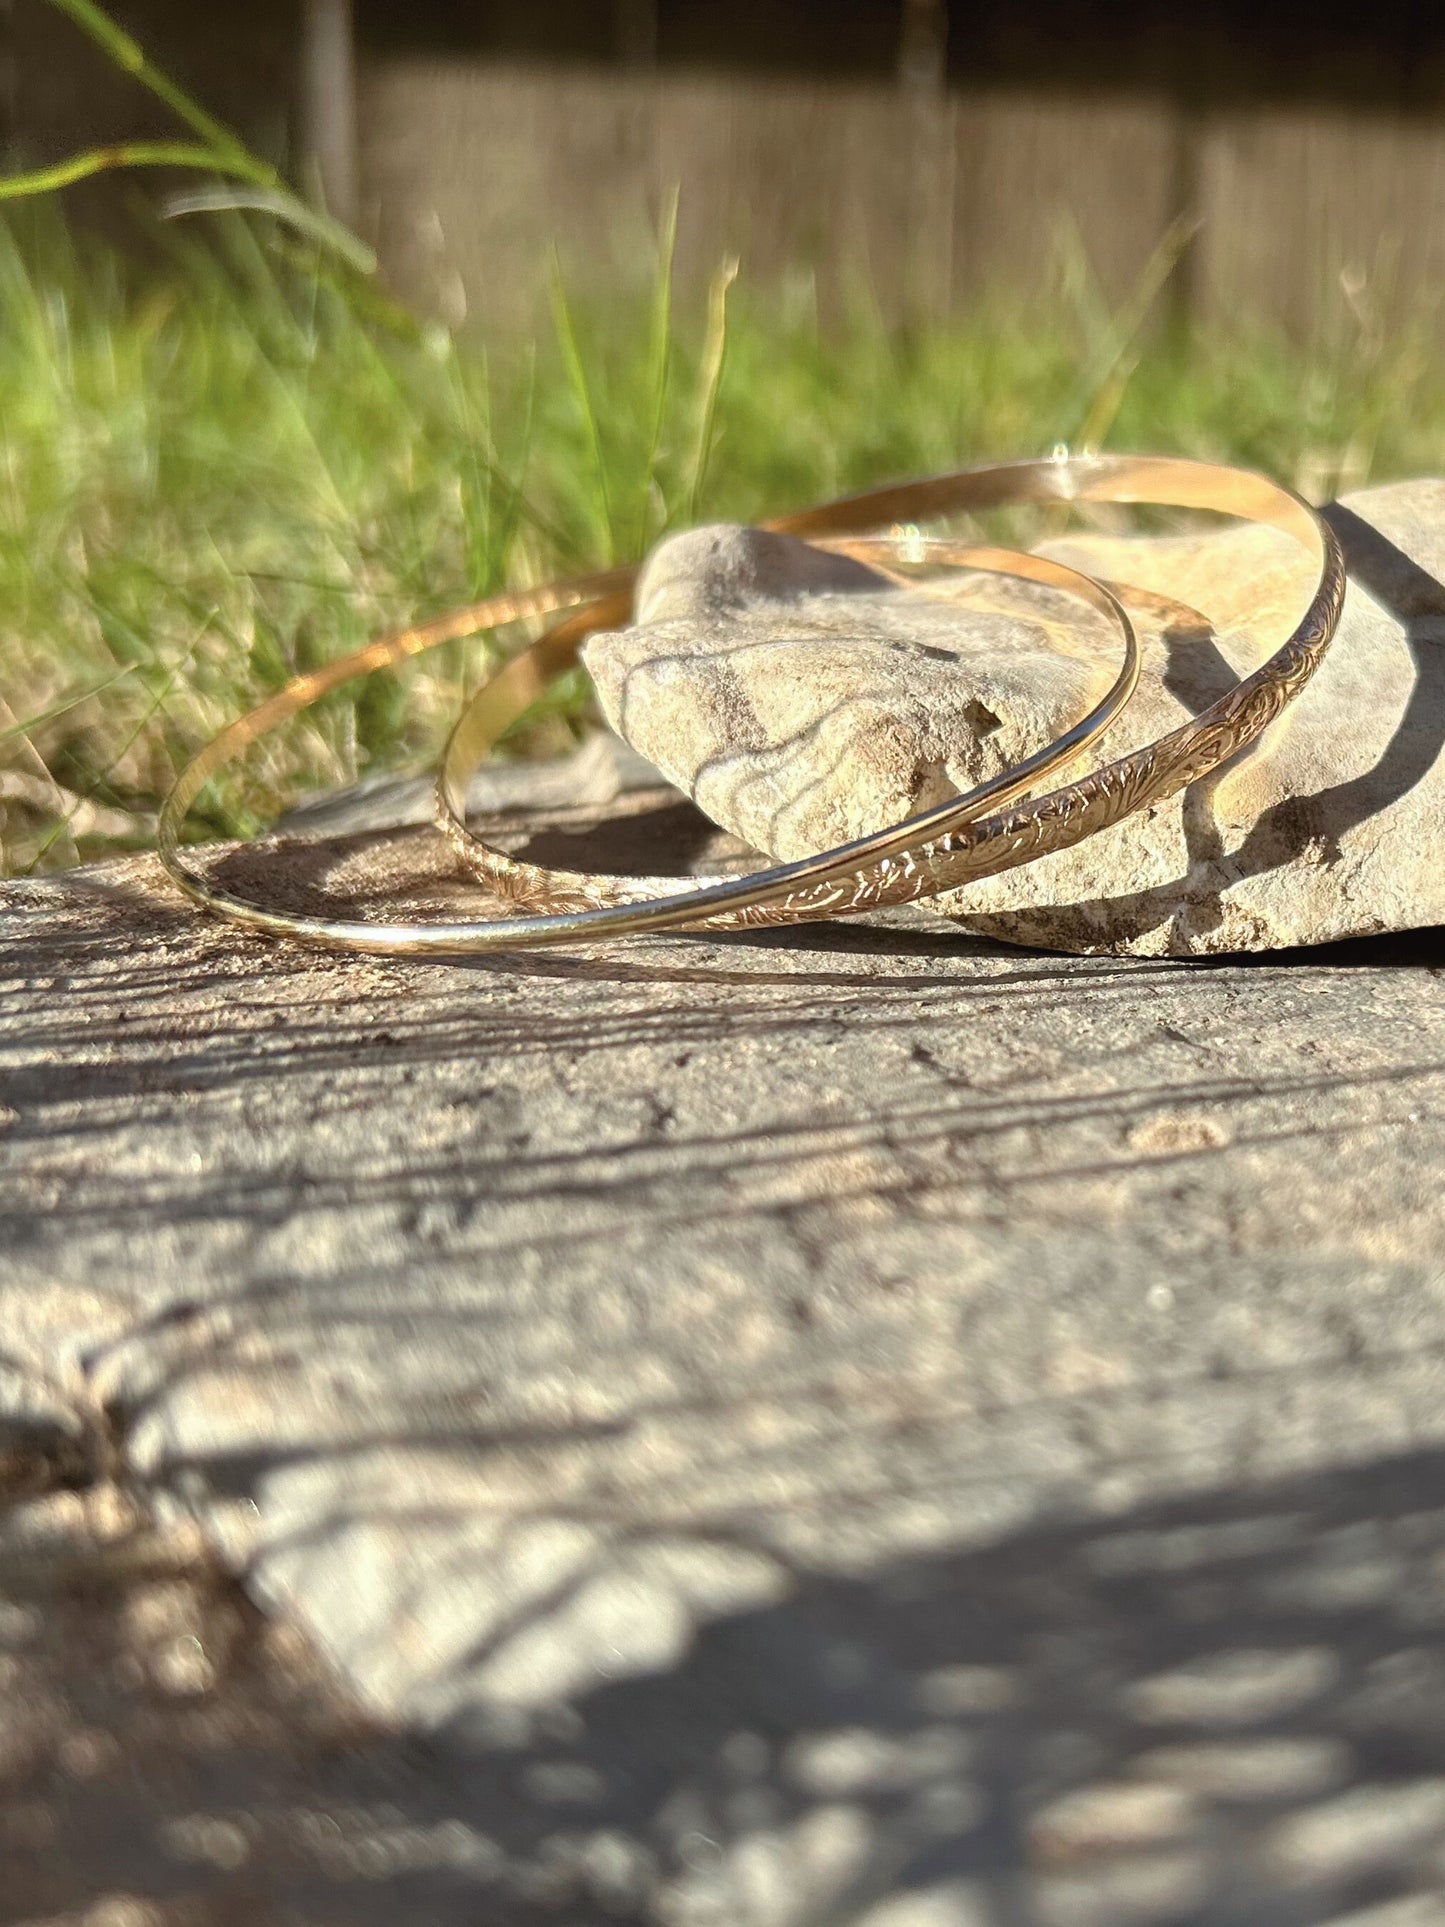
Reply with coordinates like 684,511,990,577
159,530,1139,951
438,534,1143,924
158,454,1345,954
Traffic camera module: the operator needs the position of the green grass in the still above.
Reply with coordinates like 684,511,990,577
1,203,1442,876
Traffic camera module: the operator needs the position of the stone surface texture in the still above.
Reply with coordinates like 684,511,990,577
583,480,1445,955
5,796,1445,1921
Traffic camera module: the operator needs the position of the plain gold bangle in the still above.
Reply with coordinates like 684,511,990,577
158,453,1345,954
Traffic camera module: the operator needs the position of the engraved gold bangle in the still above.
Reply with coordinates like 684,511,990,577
158,454,1346,954
438,534,1143,924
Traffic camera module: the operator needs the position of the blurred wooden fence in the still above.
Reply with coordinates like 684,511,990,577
360,60,1445,338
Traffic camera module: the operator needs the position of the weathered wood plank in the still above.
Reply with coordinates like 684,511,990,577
4,815,1445,1917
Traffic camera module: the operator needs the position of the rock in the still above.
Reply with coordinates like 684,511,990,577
586,522,1117,872
7,820,1445,1919
583,481,1445,954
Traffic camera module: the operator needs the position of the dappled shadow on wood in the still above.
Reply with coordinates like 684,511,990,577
7,805,1445,1922
13,1444,1445,1924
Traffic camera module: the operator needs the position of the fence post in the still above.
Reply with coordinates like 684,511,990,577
615,0,659,66
899,0,954,320
300,0,359,228
898,0,948,94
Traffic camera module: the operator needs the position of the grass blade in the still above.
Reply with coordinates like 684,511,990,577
0,142,247,201
45,0,271,182
35,0,373,274
1054,213,1200,455
0,669,134,749
549,254,615,564
633,186,679,555
686,254,739,522
162,187,378,277
23,625,205,872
